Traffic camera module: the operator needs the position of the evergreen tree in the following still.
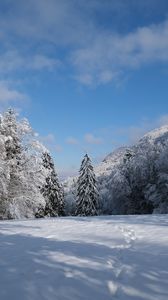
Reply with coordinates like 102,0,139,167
41,152,64,217
122,149,153,214
76,154,99,216
2,108,22,160
0,109,23,218
0,108,46,219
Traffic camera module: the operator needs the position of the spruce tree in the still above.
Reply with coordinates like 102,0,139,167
76,154,99,216
1,109,23,218
2,108,22,161
0,108,45,219
41,152,64,217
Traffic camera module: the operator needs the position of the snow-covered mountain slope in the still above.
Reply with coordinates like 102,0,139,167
95,147,128,177
0,215,168,300
141,125,168,144
97,125,168,172
96,125,168,178
64,125,168,215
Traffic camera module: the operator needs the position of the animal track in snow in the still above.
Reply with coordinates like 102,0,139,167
118,226,137,248
108,225,138,299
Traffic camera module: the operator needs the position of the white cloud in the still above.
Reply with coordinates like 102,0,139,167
0,51,61,74
55,144,63,153
115,125,153,144
30,55,61,71
84,133,103,145
100,114,168,147
0,0,94,47
66,137,79,145
0,81,27,104
72,19,168,85
98,70,119,84
0,1,168,86
158,114,168,126
41,133,56,144
74,74,93,86
40,133,63,153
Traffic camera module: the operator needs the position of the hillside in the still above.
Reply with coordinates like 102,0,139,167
96,125,168,178
95,147,128,177
65,125,168,215
0,215,167,300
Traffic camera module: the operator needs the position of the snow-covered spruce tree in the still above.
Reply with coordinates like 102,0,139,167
40,152,64,217
0,115,9,219
0,109,24,218
0,108,46,219
75,154,99,216
2,109,22,160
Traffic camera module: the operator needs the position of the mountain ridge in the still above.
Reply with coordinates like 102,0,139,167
64,124,168,215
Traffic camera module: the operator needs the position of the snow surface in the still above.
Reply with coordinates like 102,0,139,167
0,215,168,300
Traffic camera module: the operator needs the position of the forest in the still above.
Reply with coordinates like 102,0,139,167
0,108,168,220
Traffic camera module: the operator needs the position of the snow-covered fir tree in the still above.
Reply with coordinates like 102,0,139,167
0,109,46,219
2,109,22,160
0,115,9,219
41,152,64,217
0,109,23,218
75,154,99,216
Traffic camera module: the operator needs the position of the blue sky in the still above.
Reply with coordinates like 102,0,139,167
0,0,168,178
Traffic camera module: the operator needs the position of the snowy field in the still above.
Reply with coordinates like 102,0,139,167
0,215,168,300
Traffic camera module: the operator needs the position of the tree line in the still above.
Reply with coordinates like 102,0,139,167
1,108,167,220
0,109,99,219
